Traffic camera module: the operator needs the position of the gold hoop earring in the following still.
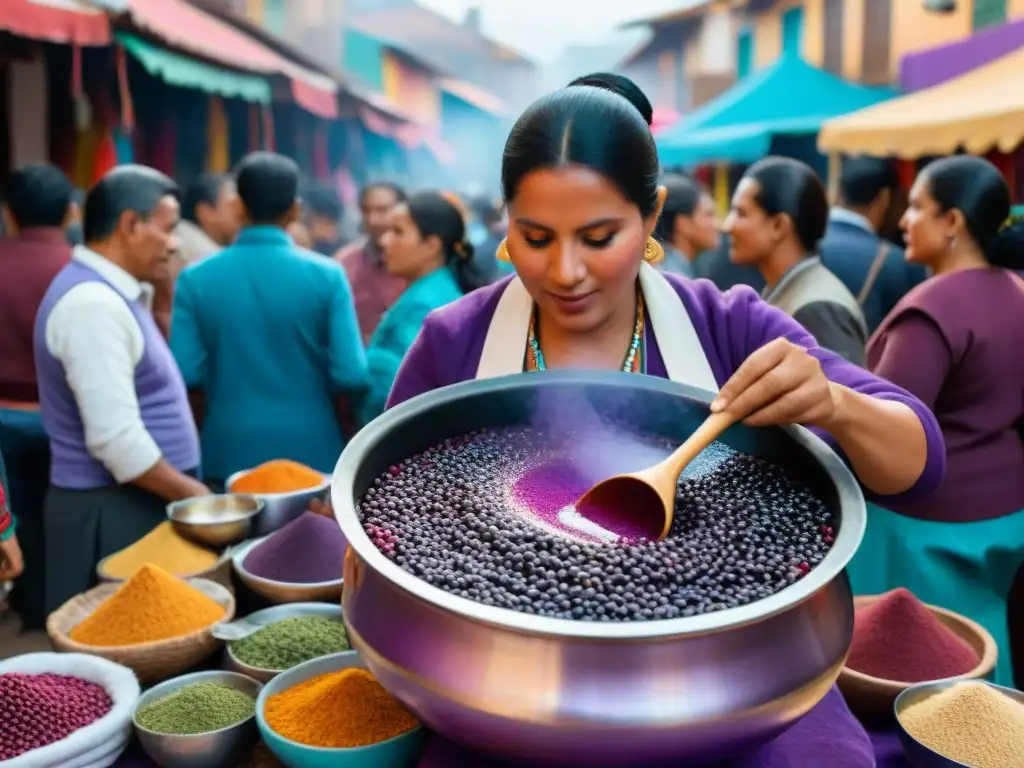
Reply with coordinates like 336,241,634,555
643,237,664,264
496,238,511,262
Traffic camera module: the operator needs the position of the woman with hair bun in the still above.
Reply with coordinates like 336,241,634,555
381,74,948,762
850,155,1024,686
361,191,486,422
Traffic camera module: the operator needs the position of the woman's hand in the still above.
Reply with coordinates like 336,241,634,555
711,338,840,428
0,534,24,581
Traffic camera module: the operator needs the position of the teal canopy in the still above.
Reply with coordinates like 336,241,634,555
116,32,271,104
657,54,895,167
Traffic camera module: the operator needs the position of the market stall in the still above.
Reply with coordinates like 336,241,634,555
6,405,1022,768
818,45,1024,160
656,53,894,214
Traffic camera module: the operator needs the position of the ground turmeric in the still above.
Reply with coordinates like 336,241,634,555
229,460,325,495
99,522,219,580
264,668,417,748
69,564,225,647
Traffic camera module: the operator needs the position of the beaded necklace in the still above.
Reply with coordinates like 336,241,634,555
525,292,645,373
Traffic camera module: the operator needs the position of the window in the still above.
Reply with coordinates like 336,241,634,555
973,0,1007,31
860,0,891,84
737,27,753,79
823,0,844,74
781,6,804,57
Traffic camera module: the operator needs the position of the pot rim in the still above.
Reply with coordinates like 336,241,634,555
332,371,865,640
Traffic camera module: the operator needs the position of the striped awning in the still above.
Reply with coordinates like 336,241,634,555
1,0,111,46
121,0,339,119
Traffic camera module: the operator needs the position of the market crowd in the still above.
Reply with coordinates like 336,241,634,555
0,76,1022,695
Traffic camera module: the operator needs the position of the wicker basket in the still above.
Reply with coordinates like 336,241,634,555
96,551,234,591
46,578,236,684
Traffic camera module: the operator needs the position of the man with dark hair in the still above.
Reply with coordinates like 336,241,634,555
175,173,240,276
303,184,346,257
34,165,207,614
0,163,75,627
171,152,368,483
820,156,926,332
334,181,407,342
655,175,720,277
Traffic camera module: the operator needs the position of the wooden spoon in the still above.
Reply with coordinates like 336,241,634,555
575,411,735,541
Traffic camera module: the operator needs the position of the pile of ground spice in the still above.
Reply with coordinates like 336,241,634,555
264,668,417,748
69,564,226,647
0,673,112,760
901,681,1024,767
229,616,350,671
846,588,980,682
99,522,219,580
230,460,324,495
135,682,256,735
243,513,345,584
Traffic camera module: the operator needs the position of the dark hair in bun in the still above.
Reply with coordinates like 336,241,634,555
404,191,488,294
501,72,660,218
921,155,1024,271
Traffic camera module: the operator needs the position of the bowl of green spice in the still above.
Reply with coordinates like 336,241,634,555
132,670,262,768
223,604,353,683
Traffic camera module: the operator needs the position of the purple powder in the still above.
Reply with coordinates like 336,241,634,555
512,459,650,542
243,512,347,583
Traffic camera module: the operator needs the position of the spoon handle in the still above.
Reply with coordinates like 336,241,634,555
665,411,735,476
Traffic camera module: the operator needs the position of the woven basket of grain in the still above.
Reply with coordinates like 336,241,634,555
46,578,235,684
96,551,234,591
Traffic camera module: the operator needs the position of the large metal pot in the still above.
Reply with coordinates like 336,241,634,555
332,372,865,766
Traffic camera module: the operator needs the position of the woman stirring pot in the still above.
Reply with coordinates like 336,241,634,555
378,73,945,763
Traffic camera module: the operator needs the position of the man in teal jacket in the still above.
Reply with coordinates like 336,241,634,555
170,153,368,482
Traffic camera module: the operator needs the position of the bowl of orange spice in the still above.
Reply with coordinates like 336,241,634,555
227,460,331,537
257,652,423,768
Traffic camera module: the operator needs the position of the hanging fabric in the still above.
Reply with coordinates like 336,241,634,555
207,95,230,173
115,45,135,133
261,104,275,151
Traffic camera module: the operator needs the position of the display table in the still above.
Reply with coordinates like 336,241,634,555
114,717,914,768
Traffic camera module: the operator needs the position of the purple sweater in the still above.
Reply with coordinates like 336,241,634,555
868,268,1024,521
388,275,945,505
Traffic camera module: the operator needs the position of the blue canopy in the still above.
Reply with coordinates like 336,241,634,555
657,54,895,167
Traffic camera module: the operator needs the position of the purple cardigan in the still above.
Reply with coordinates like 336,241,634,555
388,274,945,504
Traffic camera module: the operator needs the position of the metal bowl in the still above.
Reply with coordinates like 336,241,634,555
225,470,331,536
331,371,866,766
224,603,351,683
168,495,264,548
894,679,1024,767
133,670,263,768
231,537,344,605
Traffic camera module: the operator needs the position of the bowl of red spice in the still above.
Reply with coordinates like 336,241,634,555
838,590,996,717
256,651,423,768
227,460,331,537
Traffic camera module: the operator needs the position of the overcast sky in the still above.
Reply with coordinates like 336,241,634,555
417,0,687,61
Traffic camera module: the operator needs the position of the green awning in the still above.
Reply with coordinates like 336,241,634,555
116,32,271,104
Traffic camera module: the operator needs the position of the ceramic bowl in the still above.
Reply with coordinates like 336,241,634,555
256,652,424,768
223,603,352,683
132,670,263,768
894,679,1024,767
838,595,996,717
230,537,343,605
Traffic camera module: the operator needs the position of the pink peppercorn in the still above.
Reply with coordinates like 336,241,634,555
0,673,112,760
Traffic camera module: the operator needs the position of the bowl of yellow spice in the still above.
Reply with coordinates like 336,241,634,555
47,564,236,684
257,652,424,768
96,521,232,588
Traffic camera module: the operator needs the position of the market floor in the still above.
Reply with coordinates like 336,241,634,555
0,609,51,659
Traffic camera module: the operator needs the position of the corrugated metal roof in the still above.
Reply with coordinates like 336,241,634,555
621,0,715,30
